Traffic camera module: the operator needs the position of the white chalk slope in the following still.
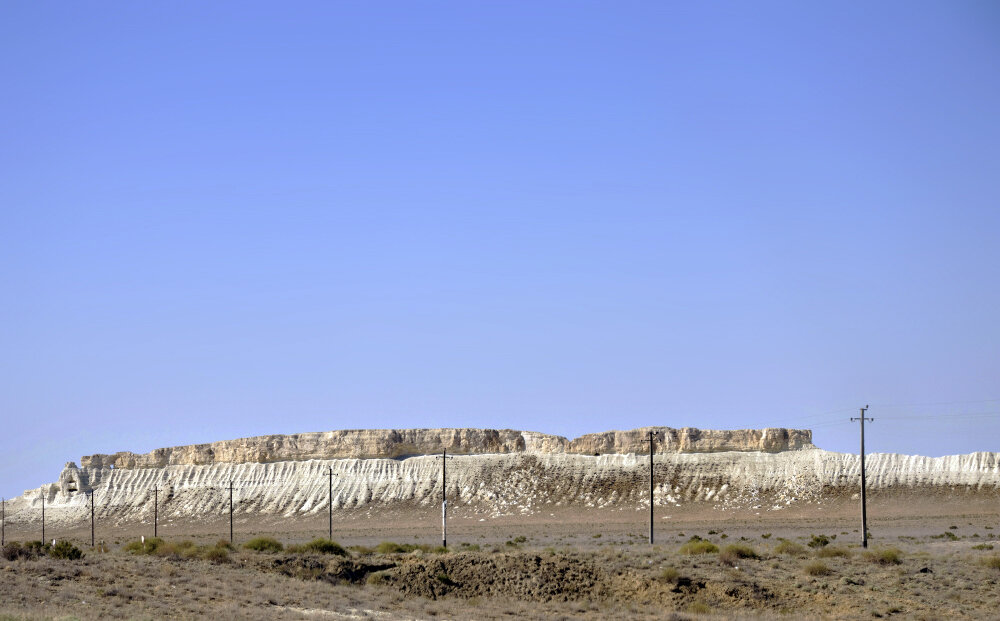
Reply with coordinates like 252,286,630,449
7,449,1000,527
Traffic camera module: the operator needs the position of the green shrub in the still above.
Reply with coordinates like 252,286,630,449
761,533,772,539
459,542,480,551
214,539,235,551
972,544,994,551
774,539,806,556
720,543,759,565
679,536,718,555
25,541,52,556
49,541,84,560
864,547,902,565
201,546,230,563
932,531,960,541
243,537,283,553
124,537,164,555
816,546,851,558
300,538,348,556
805,560,832,576
808,535,831,548
376,541,408,554
2,542,35,561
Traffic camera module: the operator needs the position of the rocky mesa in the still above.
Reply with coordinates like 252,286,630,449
79,427,814,469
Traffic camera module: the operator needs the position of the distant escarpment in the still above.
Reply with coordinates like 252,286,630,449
6,427,1000,529
80,427,814,469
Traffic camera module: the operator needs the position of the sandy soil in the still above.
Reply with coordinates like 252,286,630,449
2,498,1000,620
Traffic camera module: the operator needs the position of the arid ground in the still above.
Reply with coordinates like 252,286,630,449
3,498,1000,620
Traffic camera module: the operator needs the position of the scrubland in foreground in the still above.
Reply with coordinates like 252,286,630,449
3,515,1000,620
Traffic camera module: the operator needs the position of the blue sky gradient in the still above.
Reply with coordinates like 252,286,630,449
2,1,998,498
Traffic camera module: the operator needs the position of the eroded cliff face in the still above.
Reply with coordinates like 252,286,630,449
10,449,1000,530
79,427,814,470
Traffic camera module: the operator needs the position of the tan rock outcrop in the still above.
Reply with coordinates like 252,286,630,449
80,427,813,469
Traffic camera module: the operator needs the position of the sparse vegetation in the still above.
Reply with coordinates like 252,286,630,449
124,537,231,562
807,534,831,548
804,560,832,576
774,539,806,556
679,536,718,555
286,538,348,556
864,547,903,565
981,555,1000,570
816,546,851,558
243,537,284,553
972,544,994,551
375,541,446,555
49,541,84,560
719,543,759,565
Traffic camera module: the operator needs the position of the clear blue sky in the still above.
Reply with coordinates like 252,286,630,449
2,1,998,498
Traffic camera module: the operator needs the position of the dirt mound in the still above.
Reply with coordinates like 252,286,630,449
380,552,609,601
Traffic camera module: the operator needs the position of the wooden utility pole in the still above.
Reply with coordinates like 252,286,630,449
89,491,95,547
154,486,158,538
2,497,5,546
229,480,234,544
851,405,874,548
436,450,454,548
648,431,655,545
327,467,338,541
41,491,45,544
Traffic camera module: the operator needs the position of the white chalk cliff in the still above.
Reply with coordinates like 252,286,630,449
5,427,999,527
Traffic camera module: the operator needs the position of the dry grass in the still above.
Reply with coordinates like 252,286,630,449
815,546,851,558
719,543,759,565
774,539,806,556
243,537,283,553
804,560,832,576
863,547,903,565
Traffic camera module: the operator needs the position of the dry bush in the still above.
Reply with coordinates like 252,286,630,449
981,555,1000,570
804,561,832,576
3,542,36,561
366,570,391,586
720,543,759,565
774,539,806,556
816,546,851,559
658,567,680,583
679,536,718,555
863,547,902,566
201,546,230,564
